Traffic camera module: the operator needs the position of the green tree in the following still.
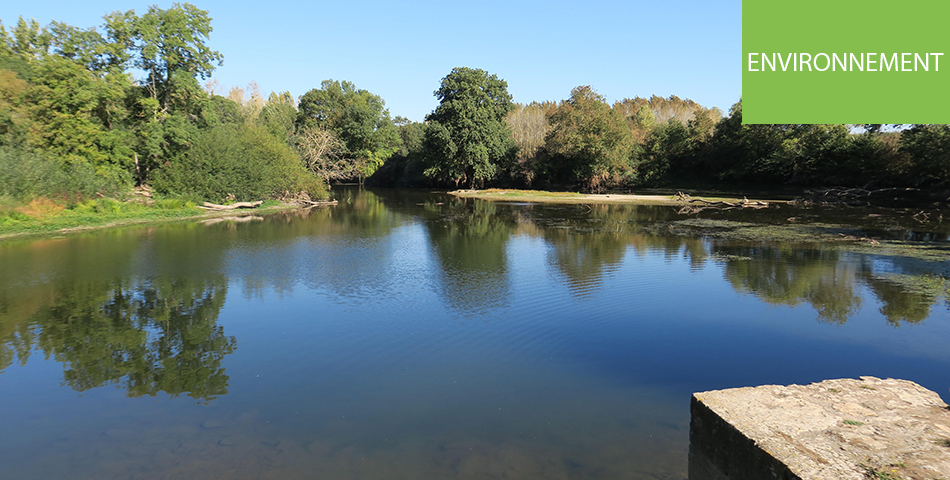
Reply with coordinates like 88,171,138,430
0,68,28,146
642,119,690,183
541,86,636,191
25,55,134,177
704,100,785,182
5,17,51,61
296,79,400,181
130,3,222,114
422,67,516,188
260,91,297,139
370,118,429,187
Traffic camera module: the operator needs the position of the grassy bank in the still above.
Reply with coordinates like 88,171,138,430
0,197,300,240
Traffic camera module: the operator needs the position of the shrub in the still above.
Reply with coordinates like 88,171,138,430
0,146,131,203
152,123,327,202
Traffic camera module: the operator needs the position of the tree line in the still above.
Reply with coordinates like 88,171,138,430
1,4,332,204
2,5,949,209
379,73,950,194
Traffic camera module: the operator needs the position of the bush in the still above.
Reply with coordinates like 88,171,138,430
0,146,131,203
152,123,327,202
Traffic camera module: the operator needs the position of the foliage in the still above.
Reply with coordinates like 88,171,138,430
642,119,691,183
205,94,243,126
507,102,551,185
0,67,28,146
260,91,297,139
130,3,222,113
0,146,128,202
296,79,400,181
9,4,950,215
294,125,348,185
422,67,516,187
369,118,429,187
133,113,200,183
152,123,326,202
540,86,637,191
25,55,134,174
615,95,720,143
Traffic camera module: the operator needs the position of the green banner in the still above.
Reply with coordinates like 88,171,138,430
742,0,949,124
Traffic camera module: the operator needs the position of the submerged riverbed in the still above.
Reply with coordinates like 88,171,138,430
1,188,948,479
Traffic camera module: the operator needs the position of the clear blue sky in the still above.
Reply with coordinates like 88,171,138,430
1,0,741,122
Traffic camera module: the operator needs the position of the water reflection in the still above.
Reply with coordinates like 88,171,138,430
863,274,946,326
0,228,236,401
1,190,948,401
34,277,234,399
424,199,514,315
720,247,862,324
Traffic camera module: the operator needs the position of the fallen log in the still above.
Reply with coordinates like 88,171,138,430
686,197,769,209
198,201,263,211
675,192,767,209
300,199,338,207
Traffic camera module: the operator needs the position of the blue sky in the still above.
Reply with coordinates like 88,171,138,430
1,0,741,121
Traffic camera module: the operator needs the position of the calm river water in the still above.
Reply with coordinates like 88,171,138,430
1,188,948,479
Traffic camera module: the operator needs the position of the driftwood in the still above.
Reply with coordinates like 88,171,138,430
133,185,154,198
674,192,769,211
279,190,339,208
198,201,263,211
299,199,338,207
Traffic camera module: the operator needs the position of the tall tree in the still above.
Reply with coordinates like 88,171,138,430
131,3,222,114
506,102,551,186
541,86,636,191
25,55,134,175
260,91,297,139
422,67,515,188
5,17,51,61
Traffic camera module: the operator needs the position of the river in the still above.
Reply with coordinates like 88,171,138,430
0,187,947,479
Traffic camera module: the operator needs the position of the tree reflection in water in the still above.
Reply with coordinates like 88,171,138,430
424,198,514,315
24,276,234,400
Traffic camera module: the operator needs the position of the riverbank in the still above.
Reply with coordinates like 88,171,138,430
0,199,312,241
448,188,788,206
